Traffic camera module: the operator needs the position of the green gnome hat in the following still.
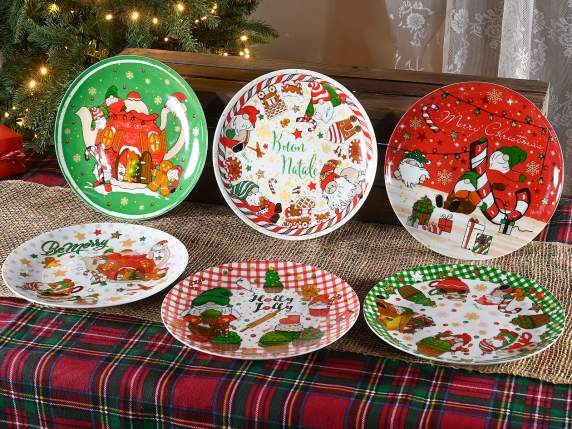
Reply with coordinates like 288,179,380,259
459,171,478,189
191,288,232,307
499,146,527,169
105,85,118,100
230,181,259,201
404,150,430,165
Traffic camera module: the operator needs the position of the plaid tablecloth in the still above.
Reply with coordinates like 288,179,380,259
1,297,571,429
1,163,571,428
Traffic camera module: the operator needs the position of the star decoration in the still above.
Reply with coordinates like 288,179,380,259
293,105,300,113
122,238,135,247
308,182,317,191
256,169,265,179
411,271,424,282
43,257,60,268
94,229,102,236
450,131,458,140
317,132,324,139
292,129,302,139
111,231,121,239
20,258,31,266
403,132,411,141
53,269,67,277
263,143,268,149
30,254,38,259
139,236,146,242
246,165,252,172
75,232,86,240
258,114,264,120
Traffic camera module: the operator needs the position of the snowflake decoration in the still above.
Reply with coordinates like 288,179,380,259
64,128,71,135
125,71,134,80
409,117,423,129
120,197,128,206
437,169,453,185
192,127,199,137
465,312,480,321
145,78,151,84
411,271,424,282
72,153,81,163
88,87,97,96
138,204,145,210
526,161,540,176
164,79,171,85
487,88,502,104
154,96,162,105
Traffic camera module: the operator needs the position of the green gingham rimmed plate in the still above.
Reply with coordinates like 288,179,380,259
363,264,565,365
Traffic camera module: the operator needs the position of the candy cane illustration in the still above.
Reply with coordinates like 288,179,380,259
268,178,277,194
470,138,530,224
422,104,440,133
296,115,317,131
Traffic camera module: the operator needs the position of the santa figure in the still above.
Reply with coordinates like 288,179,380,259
167,165,183,193
220,106,260,153
320,159,365,212
296,81,346,130
124,91,149,114
148,240,170,267
393,150,431,188
231,180,282,224
442,145,527,215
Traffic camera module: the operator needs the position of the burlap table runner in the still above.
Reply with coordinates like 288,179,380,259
1,180,570,384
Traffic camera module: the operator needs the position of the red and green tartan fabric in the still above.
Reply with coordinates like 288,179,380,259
0,297,570,429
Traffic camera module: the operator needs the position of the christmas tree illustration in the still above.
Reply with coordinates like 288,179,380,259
264,268,283,293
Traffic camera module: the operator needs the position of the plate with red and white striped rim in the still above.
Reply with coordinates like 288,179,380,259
161,260,360,359
384,82,563,259
212,69,377,240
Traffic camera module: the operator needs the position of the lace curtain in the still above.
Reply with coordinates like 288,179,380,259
386,0,572,193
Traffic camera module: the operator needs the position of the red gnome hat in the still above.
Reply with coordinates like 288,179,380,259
236,105,260,127
127,91,141,101
320,159,340,191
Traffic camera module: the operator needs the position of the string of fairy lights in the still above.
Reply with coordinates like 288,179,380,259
3,1,253,132
388,89,555,185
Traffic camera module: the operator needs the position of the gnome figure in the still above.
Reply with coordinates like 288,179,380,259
441,145,527,215
220,106,260,153
296,81,346,130
231,180,282,224
393,150,431,188
320,160,365,212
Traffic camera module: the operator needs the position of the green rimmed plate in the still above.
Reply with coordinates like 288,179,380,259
363,264,564,365
54,55,208,220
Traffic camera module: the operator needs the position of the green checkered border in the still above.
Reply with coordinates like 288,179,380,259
363,264,565,365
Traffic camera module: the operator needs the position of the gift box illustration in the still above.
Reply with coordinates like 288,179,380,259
422,222,441,235
499,218,515,235
462,218,485,250
472,233,493,255
438,214,453,233
411,196,434,226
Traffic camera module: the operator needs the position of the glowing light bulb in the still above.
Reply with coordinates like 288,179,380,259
244,48,249,54
245,53,250,59
4,112,9,118
29,79,37,89
240,35,248,41
40,66,48,75
48,3,59,14
239,51,244,56
222,52,228,56
131,11,139,21
176,3,185,12
194,19,199,23
152,17,159,24
164,37,169,42
105,13,113,21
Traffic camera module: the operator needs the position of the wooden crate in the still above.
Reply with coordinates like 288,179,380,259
121,48,549,225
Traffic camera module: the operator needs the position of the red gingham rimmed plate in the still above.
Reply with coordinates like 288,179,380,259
161,260,359,360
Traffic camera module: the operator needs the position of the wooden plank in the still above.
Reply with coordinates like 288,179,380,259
121,49,550,225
